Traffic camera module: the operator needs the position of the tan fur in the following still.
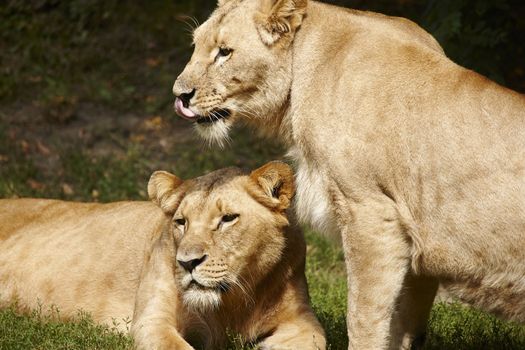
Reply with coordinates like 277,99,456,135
0,162,325,350
172,0,525,348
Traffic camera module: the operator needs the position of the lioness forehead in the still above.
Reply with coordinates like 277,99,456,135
192,167,244,190
178,167,250,213
193,0,252,45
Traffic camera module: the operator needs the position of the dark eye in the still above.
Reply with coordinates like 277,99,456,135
216,47,232,60
221,214,239,223
175,218,186,226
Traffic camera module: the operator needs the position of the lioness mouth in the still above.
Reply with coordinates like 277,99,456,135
189,280,208,290
188,279,230,293
174,97,231,124
196,109,231,124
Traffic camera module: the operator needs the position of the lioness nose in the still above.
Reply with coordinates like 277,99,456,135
177,88,196,108
177,254,207,273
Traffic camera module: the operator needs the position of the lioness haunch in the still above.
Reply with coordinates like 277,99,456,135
0,162,325,350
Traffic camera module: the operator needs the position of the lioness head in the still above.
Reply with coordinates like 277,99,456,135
147,161,295,312
173,0,307,144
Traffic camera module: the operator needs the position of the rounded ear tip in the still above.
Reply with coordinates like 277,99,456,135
147,170,182,202
268,160,293,174
250,161,295,206
147,173,160,201
250,161,293,178
149,170,170,182
254,160,294,176
148,171,167,196
267,160,291,167
151,170,172,176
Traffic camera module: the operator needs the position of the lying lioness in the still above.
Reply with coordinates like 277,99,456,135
172,0,525,349
0,162,326,350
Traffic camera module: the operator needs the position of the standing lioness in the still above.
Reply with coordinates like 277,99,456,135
0,162,326,350
172,0,525,349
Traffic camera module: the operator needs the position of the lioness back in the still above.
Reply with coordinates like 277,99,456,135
0,198,165,327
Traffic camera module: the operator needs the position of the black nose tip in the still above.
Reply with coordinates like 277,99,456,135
178,88,196,108
177,254,207,273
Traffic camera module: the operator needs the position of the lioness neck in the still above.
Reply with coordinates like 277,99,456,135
280,1,445,146
276,1,357,146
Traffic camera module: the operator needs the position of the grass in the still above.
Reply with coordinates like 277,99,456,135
1,1,525,349
426,303,525,350
0,305,132,350
305,231,348,349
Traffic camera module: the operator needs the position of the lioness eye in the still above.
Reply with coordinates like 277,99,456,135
216,47,232,60
221,214,239,223
175,218,186,226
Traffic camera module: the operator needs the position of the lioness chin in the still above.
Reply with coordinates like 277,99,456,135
0,162,326,350
172,0,525,349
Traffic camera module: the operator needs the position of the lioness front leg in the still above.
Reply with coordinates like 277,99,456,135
341,198,412,350
258,317,326,350
258,277,326,350
131,233,194,350
389,273,438,350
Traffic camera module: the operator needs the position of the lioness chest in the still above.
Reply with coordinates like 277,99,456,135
290,147,340,241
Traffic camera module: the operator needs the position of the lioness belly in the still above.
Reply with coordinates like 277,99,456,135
0,199,163,329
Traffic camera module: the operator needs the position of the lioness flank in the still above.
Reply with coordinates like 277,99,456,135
0,162,326,350
172,0,525,349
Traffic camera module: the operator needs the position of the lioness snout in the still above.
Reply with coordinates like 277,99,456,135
177,88,195,108
173,79,199,119
172,76,194,98
177,254,207,273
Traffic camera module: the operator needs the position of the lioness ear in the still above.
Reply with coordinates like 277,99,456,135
254,0,307,46
249,161,295,210
148,171,184,214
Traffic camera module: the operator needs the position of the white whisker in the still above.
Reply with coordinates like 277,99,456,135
189,16,201,29
226,274,255,307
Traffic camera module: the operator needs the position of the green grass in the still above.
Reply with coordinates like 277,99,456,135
305,231,348,349
425,303,525,350
0,305,132,350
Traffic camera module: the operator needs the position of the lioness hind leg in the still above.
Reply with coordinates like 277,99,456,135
388,274,438,350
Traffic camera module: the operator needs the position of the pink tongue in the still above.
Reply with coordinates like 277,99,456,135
175,98,197,119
